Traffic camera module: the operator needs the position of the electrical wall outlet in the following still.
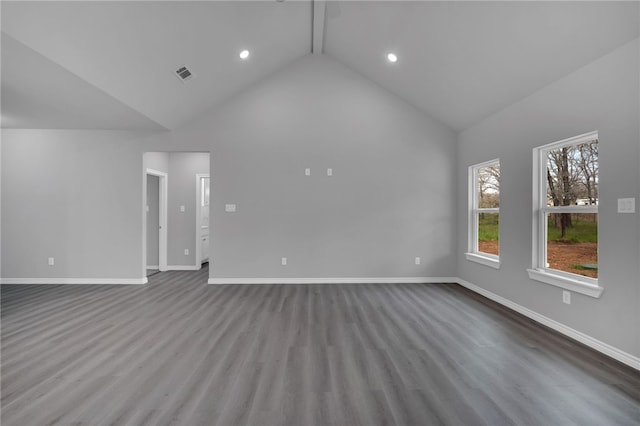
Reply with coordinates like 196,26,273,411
184,249,189,256
415,257,421,265
617,198,635,213
180,205,185,212
562,290,571,305
327,168,333,176
305,168,311,176
225,204,236,212
281,257,287,266
48,257,55,266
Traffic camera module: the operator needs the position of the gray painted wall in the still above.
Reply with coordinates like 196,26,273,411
146,174,159,267
0,45,636,362
166,152,209,267
0,55,461,281
1,138,2,279
457,39,640,357
173,55,458,279
145,151,169,174
142,151,210,269
1,129,146,279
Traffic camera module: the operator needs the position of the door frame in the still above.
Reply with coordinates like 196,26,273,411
195,173,210,268
145,169,168,275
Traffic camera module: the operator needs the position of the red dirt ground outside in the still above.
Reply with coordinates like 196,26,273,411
478,241,597,278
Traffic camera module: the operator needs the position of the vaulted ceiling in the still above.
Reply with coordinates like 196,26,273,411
2,1,638,132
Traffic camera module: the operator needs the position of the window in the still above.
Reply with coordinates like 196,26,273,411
528,131,602,298
466,159,500,268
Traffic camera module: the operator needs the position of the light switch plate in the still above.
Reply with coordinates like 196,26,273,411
180,205,185,212
415,257,421,265
617,198,635,213
305,168,311,176
48,257,55,266
281,257,287,266
327,168,333,176
225,204,236,212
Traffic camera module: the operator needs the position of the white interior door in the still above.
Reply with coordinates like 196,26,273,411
200,177,210,263
145,168,168,276
146,174,160,272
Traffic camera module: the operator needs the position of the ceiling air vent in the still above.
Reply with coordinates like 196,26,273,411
175,65,194,82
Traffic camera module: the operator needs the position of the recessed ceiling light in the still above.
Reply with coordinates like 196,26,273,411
387,53,398,63
239,49,250,60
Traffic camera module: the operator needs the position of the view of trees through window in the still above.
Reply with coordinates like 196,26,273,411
545,140,598,278
472,137,598,278
477,164,500,256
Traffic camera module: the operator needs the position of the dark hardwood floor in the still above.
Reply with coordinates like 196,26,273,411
2,267,639,425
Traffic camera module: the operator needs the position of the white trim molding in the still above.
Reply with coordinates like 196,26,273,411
527,268,603,298
208,277,458,285
468,158,501,263
1,277,148,285
144,168,169,276
531,131,599,292
456,278,639,371
167,265,201,271
195,173,210,268
146,265,159,270
465,252,501,269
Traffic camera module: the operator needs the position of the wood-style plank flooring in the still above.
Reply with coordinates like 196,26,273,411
2,267,639,425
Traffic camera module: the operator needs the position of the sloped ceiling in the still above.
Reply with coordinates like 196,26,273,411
2,0,312,130
2,1,638,132
324,1,640,131
2,34,165,130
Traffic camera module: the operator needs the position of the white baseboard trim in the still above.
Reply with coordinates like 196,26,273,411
456,277,640,372
146,265,159,269
0,277,148,285
208,277,457,285
167,265,200,271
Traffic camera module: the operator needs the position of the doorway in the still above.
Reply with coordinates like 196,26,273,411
147,174,160,276
196,174,210,267
145,168,168,277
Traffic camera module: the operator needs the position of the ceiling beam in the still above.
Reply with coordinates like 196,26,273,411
312,0,326,54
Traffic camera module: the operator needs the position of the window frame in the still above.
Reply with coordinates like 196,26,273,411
465,158,500,269
527,131,603,298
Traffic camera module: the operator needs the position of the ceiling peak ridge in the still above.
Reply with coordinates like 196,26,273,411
312,0,326,55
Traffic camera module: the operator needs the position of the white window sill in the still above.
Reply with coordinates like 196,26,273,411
526,268,603,298
465,252,501,269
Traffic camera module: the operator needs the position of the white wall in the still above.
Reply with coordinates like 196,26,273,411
457,39,640,358
142,151,209,269
1,129,149,280
145,151,169,174
166,152,209,267
0,137,2,280
2,55,455,282
0,40,636,366
173,55,458,279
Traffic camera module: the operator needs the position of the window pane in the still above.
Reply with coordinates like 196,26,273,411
546,212,598,278
546,140,598,207
477,166,500,208
478,213,499,256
